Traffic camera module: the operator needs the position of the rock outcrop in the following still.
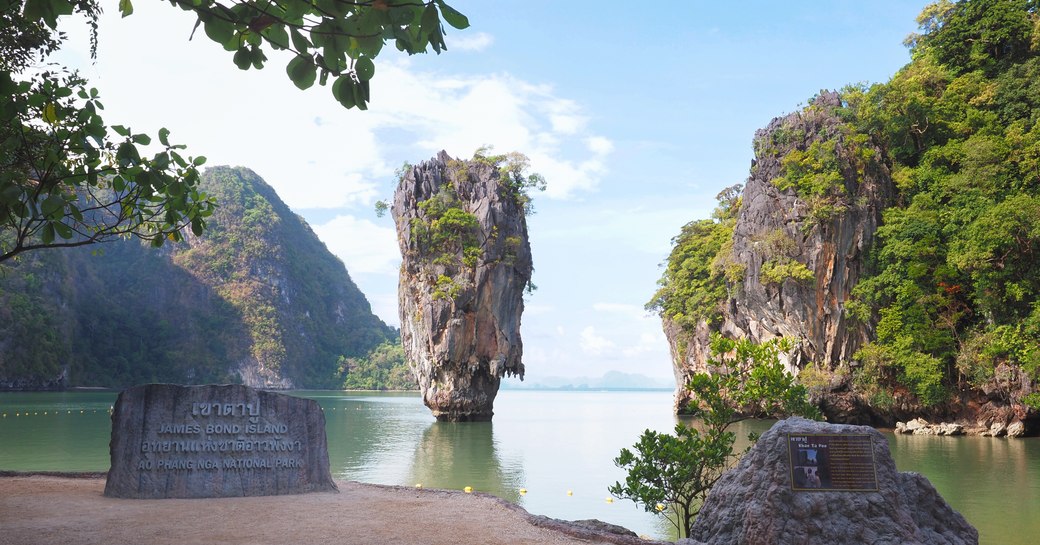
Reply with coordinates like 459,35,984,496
668,92,893,411
684,417,978,545
662,92,1038,435
0,166,391,390
392,151,532,421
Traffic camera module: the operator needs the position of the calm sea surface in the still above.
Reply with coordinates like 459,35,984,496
0,389,1036,543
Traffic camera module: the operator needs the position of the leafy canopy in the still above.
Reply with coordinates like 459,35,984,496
1,0,215,263
155,0,470,110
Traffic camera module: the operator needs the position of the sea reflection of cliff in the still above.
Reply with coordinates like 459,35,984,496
407,422,525,504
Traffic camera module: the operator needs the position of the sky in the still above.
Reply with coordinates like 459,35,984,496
57,1,931,384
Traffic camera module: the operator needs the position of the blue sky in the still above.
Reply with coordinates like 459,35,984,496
60,1,930,383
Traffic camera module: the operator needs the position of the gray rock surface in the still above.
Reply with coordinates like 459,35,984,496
689,417,978,545
392,151,532,421
668,92,892,413
896,418,964,436
105,383,336,498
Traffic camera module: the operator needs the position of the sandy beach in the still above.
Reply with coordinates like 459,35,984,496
0,474,658,545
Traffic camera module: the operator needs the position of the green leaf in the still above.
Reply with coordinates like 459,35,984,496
41,195,65,219
41,222,55,244
112,125,130,137
353,79,370,110
158,127,171,147
118,0,133,18
354,57,375,82
261,23,289,50
332,76,356,109
22,0,73,29
203,19,237,51
287,55,317,90
420,4,440,37
289,27,310,53
54,222,73,239
356,35,384,58
436,1,469,30
233,47,251,70
131,133,151,145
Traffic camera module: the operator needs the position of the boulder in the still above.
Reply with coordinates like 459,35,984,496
689,417,978,545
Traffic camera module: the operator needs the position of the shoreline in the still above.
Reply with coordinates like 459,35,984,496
0,473,659,545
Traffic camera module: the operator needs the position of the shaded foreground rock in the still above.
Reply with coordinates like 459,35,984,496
105,384,336,498
687,417,978,545
392,151,532,421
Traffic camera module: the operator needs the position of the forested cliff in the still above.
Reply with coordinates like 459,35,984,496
652,0,1040,434
0,166,392,390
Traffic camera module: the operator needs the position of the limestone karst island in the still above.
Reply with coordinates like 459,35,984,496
1,1,1037,544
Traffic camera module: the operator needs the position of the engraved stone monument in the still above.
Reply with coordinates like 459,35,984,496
104,384,337,499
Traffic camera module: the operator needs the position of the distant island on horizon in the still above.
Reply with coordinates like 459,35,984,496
501,370,674,391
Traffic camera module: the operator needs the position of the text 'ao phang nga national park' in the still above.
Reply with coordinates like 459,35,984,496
2,1,1039,544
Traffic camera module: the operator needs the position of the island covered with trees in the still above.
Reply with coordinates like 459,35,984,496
650,0,1040,434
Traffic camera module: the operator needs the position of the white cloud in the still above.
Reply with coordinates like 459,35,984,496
592,302,648,319
622,331,669,358
312,215,399,275
67,5,612,213
450,32,494,52
587,136,615,155
579,326,616,356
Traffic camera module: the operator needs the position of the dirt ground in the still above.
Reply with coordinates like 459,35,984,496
0,475,655,545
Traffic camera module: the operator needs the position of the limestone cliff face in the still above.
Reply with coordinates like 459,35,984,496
392,151,532,421
668,92,894,412
0,166,391,390
664,93,1037,435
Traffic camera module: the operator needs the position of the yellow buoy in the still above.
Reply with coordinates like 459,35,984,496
605,497,614,503
463,486,473,493
566,490,573,496
415,483,423,489
519,488,527,495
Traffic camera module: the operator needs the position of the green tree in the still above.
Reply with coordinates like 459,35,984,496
1,0,215,263
646,185,741,329
2,0,469,262
610,336,820,539
339,337,416,390
909,0,1036,77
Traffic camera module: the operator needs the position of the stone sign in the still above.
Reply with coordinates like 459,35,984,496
788,433,878,491
685,417,978,545
104,384,337,499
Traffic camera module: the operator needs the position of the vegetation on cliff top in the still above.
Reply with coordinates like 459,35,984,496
652,0,1040,410
394,148,543,302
